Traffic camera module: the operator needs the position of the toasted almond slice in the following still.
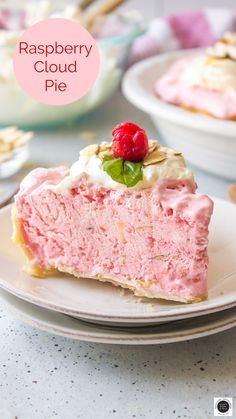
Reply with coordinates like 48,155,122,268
218,37,229,44
168,148,182,156
99,143,112,152
227,184,236,204
80,144,99,157
173,151,182,156
143,150,167,166
148,140,158,154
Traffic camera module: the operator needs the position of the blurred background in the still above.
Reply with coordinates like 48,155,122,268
1,0,236,18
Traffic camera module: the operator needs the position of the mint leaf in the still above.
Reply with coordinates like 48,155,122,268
102,157,124,184
123,161,143,187
102,155,143,187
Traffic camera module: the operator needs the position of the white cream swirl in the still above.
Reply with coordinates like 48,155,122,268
47,143,194,193
182,32,236,92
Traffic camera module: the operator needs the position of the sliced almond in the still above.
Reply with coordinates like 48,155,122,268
173,151,182,156
98,151,110,160
148,139,158,154
99,143,112,152
97,143,112,159
80,144,99,157
228,184,236,204
143,150,167,166
206,55,232,66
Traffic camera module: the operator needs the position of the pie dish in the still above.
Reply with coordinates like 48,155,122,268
156,32,236,120
122,52,236,179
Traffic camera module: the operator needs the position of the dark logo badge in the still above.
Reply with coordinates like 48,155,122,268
214,398,233,416
217,400,230,413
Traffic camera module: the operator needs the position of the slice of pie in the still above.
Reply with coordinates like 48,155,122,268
12,122,213,303
156,32,236,120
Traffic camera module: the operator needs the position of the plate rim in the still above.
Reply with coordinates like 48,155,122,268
1,288,236,344
0,199,236,323
0,277,236,323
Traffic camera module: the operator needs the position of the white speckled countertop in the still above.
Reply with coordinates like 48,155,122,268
0,92,235,419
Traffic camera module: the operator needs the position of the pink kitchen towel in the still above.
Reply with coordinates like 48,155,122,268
0,9,24,30
131,8,236,64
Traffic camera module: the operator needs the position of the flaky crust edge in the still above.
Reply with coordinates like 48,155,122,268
11,205,57,278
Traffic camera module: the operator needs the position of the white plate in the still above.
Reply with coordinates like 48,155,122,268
0,200,236,325
0,288,236,344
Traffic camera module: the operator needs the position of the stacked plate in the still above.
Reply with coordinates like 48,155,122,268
0,198,236,345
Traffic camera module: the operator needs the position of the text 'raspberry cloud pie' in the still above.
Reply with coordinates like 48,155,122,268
12,122,213,303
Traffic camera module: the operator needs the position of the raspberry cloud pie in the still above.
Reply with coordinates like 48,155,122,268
12,122,213,303
156,32,236,120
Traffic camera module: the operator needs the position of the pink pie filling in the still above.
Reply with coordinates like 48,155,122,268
14,167,213,302
155,58,236,119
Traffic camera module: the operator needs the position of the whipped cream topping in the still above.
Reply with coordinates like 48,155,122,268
47,141,194,193
182,32,236,92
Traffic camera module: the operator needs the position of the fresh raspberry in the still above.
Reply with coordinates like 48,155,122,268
112,122,148,162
